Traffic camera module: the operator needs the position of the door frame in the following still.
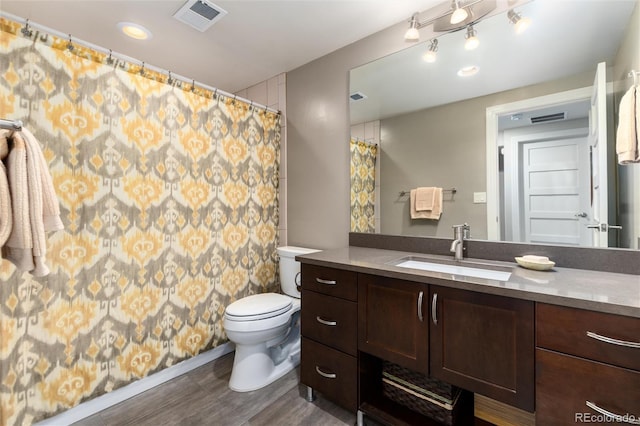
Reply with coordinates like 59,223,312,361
485,86,592,240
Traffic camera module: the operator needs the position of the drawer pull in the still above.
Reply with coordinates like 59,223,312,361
316,278,337,285
586,331,640,349
316,316,337,326
431,293,438,325
315,366,337,379
586,401,640,425
417,291,424,322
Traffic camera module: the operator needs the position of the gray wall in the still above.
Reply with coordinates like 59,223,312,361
286,20,414,249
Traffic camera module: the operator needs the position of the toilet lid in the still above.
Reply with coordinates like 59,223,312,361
225,293,293,321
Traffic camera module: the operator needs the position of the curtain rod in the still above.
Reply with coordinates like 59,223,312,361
0,118,23,130
0,12,280,115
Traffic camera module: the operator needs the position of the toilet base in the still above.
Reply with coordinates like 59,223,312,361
228,341,300,392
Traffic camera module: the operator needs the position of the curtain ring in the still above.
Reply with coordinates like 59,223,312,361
191,79,195,92
66,34,74,51
21,19,33,37
167,71,173,85
213,88,218,99
106,49,114,65
139,62,146,76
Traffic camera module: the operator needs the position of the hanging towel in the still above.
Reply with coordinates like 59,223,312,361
410,188,443,220
616,85,639,164
414,187,437,211
2,128,63,276
0,131,13,247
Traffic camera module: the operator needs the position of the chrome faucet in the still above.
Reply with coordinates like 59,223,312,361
450,223,470,261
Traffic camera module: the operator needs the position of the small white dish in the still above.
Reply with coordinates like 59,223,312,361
515,256,555,271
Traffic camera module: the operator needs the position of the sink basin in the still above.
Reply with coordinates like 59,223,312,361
392,256,512,281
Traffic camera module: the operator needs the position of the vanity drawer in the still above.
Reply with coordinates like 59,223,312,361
301,337,358,412
301,290,357,356
536,348,640,425
301,264,357,301
537,304,640,371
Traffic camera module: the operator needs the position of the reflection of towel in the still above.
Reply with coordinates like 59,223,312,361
3,128,63,276
0,131,13,247
414,187,436,211
616,86,639,164
410,188,443,220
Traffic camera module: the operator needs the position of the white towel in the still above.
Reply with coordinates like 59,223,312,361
414,187,437,211
0,131,13,247
616,86,639,164
410,188,443,220
2,128,63,276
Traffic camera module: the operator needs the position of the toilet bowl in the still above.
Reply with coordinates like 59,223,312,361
223,246,319,392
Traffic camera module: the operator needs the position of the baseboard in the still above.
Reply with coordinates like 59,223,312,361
36,343,234,426
474,394,535,426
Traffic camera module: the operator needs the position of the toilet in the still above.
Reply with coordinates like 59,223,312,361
223,245,319,392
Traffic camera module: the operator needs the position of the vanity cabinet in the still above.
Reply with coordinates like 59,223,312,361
358,273,429,373
536,304,640,425
429,286,535,412
300,264,358,411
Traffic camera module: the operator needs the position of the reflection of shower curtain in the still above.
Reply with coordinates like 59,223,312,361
0,18,280,425
350,138,378,233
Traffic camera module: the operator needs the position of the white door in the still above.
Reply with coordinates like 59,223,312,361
521,137,590,245
589,62,610,247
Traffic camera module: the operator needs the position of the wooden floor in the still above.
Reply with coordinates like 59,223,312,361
74,352,495,426
74,352,356,426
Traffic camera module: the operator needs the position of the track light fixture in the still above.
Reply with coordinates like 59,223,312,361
507,9,531,34
423,39,439,63
450,0,468,25
404,13,420,41
464,25,479,50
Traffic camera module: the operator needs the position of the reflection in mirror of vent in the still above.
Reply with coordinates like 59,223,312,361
350,92,368,102
173,0,227,32
530,112,566,124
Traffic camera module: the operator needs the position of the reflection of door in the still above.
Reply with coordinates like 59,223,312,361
589,62,609,247
521,137,590,245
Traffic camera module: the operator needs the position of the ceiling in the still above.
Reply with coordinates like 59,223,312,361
349,0,638,124
0,0,444,95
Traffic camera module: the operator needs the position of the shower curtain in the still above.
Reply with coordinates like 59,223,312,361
0,18,280,425
350,138,377,233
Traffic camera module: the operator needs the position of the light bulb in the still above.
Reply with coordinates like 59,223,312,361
423,51,437,63
404,27,420,41
117,22,152,40
450,1,468,25
515,16,531,34
464,26,479,50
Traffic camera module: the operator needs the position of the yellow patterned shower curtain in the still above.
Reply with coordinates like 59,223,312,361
350,138,377,233
0,19,280,425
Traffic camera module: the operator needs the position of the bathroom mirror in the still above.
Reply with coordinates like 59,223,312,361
349,0,639,249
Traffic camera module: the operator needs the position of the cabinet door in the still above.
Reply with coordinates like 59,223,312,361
537,348,640,426
358,274,429,373
430,286,535,412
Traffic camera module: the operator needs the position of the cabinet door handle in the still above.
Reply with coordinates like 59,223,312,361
316,316,337,326
417,291,424,322
316,278,337,285
431,293,438,325
586,401,640,425
315,366,337,379
586,331,640,349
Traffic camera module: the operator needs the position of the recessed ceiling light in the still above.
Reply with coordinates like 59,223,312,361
457,66,479,77
117,22,152,40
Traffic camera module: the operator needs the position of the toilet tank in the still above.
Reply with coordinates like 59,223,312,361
277,246,320,298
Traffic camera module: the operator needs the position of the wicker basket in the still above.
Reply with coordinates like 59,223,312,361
382,361,468,425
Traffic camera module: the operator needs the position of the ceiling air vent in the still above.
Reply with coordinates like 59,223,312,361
173,0,227,32
530,112,566,124
350,92,368,101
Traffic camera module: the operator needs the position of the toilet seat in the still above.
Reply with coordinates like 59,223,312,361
225,293,293,322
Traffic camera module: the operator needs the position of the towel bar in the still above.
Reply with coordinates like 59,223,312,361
0,118,23,131
399,188,456,197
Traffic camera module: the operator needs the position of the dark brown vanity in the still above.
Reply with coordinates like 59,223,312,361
297,237,640,425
